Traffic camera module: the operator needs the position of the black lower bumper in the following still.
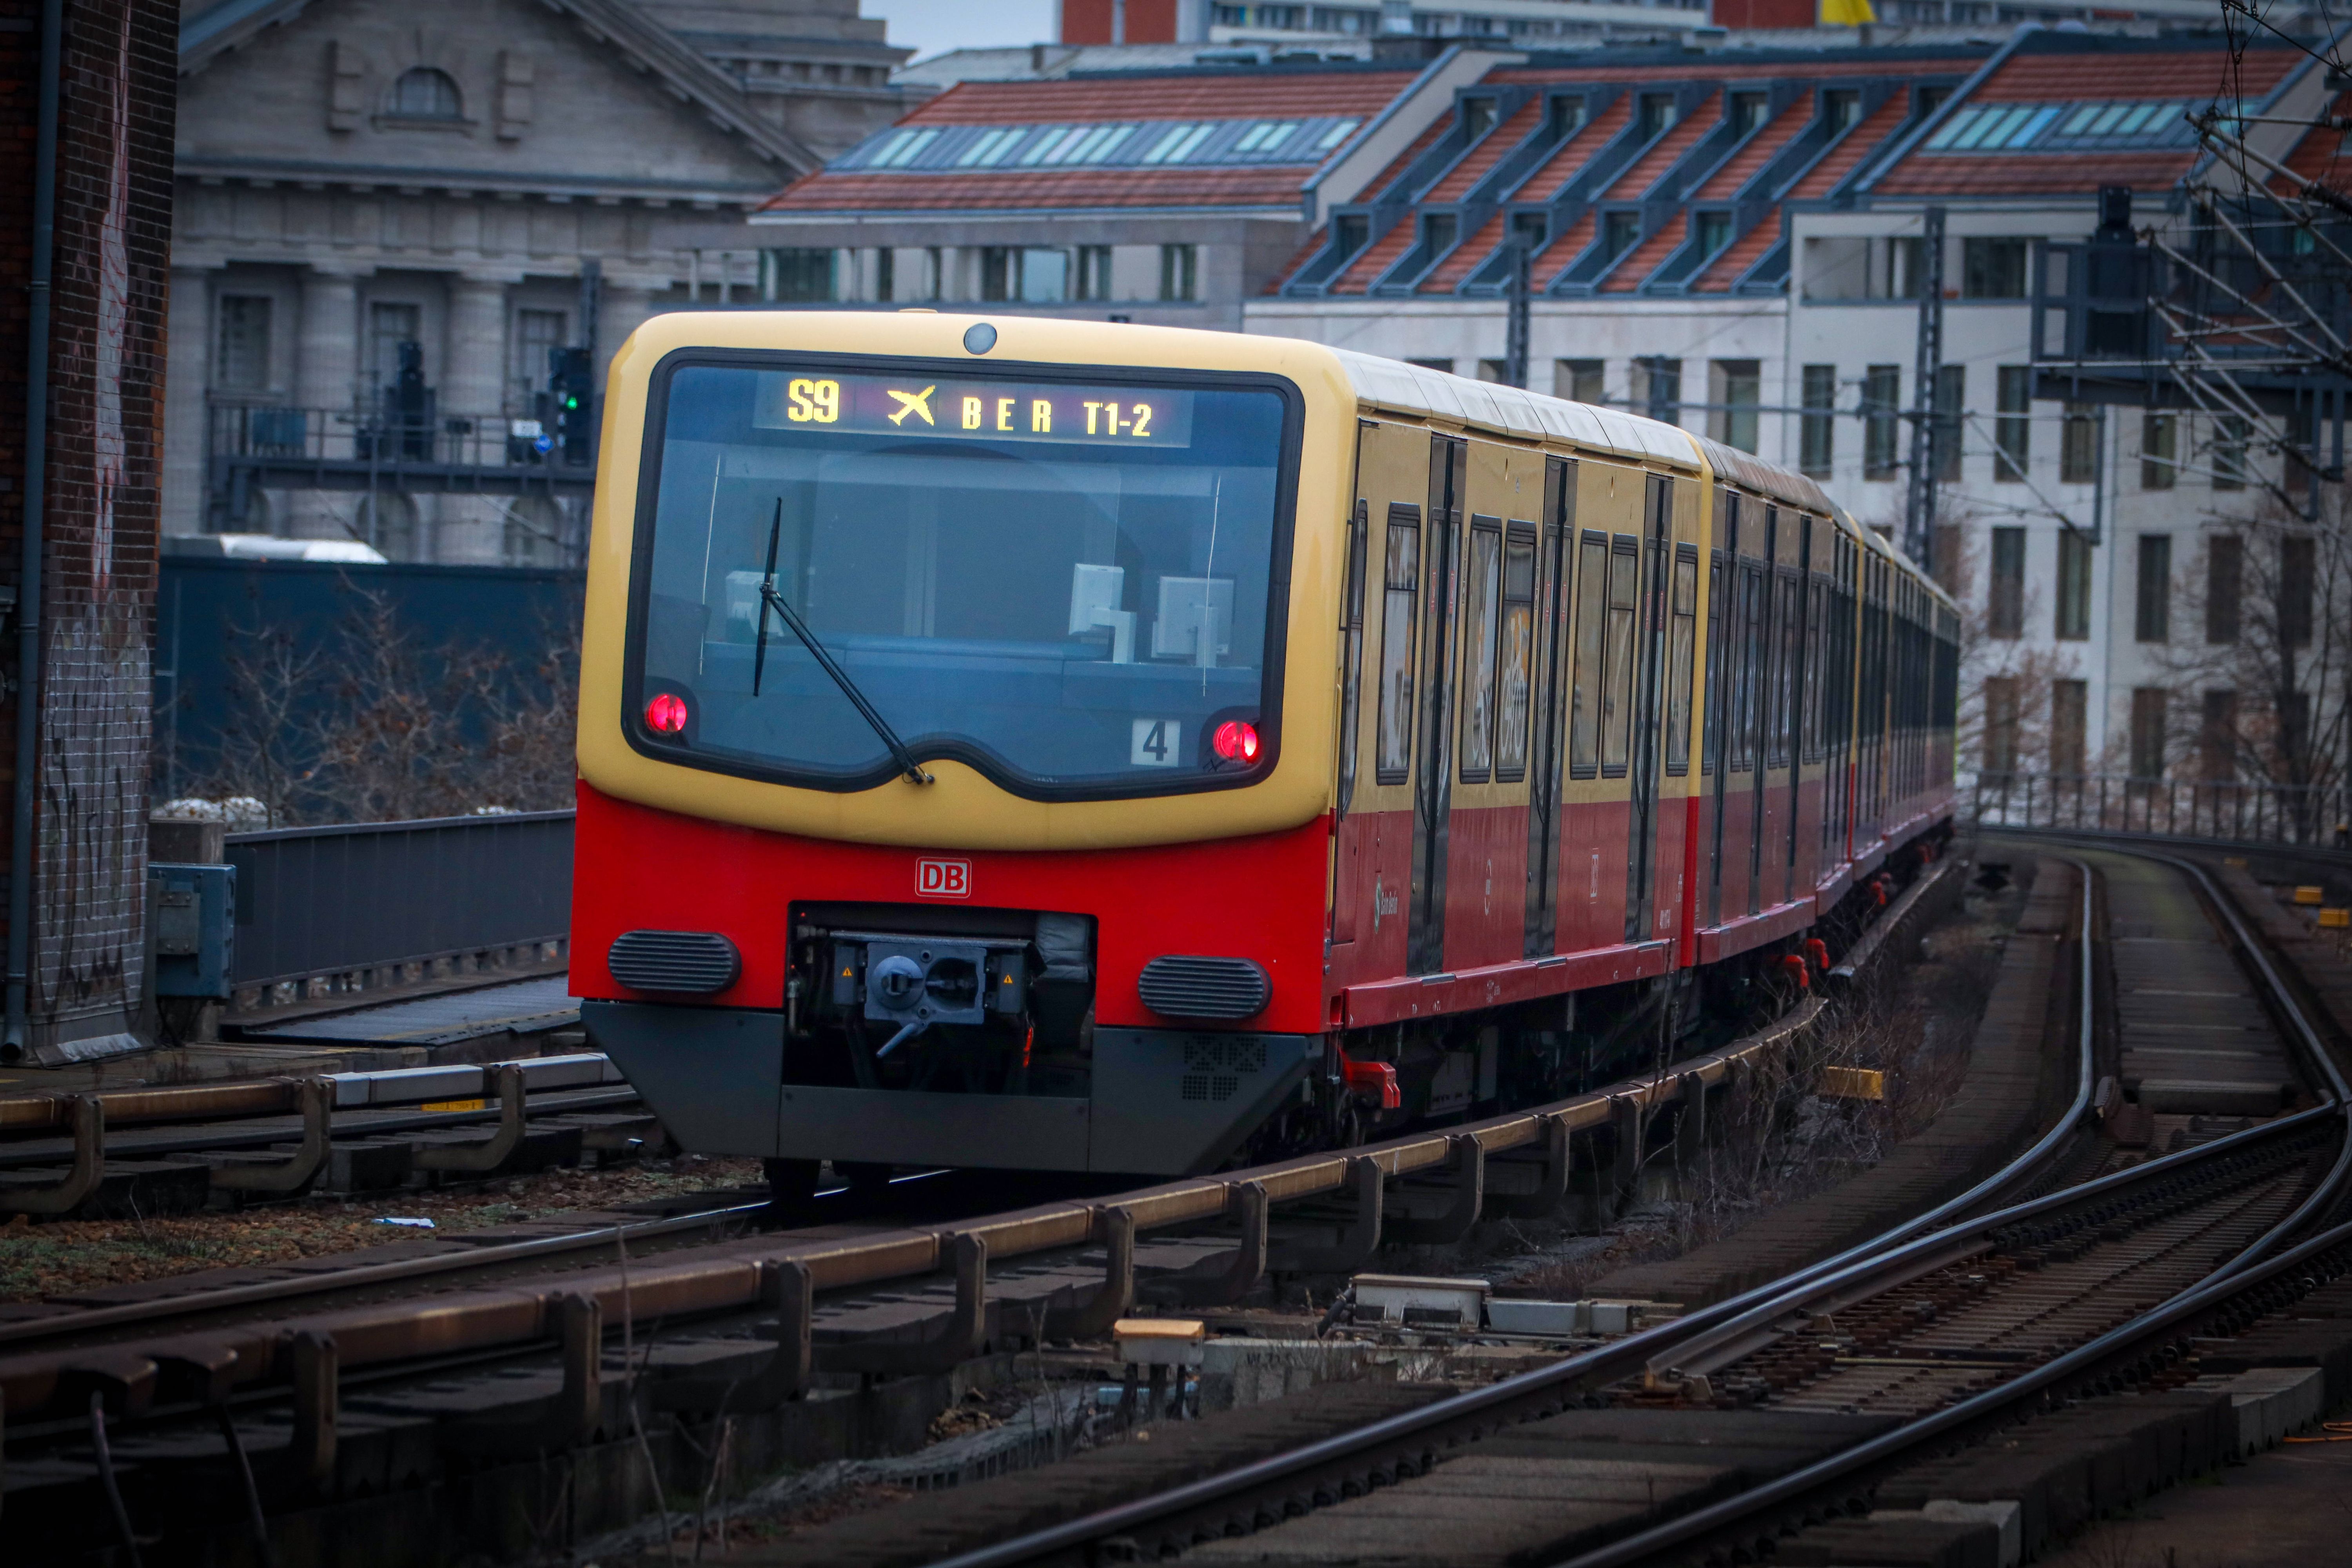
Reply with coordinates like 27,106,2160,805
581,1000,1316,1176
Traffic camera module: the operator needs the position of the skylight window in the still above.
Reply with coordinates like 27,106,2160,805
956,128,1022,167
1235,120,1301,154
1018,126,1086,166
871,128,939,168
1315,118,1361,150
1142,123,1216,163
1925,97,2194,155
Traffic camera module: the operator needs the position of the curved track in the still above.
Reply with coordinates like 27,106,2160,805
907,845,2352,1568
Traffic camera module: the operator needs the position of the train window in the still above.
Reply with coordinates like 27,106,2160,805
1734,564,1763,772
1375,504,1421,784
1701,551,1723,773
1804,576,1826,759
1496,524,1537,779
1569,530,1607,776
1772,573,1798,768
1666,547,1697,775
1337,496,1370,816
1601,537,1639,774
630,361,1292,795
1459,517,1503,782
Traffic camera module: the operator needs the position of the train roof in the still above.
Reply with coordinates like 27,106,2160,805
1320,345,1955,615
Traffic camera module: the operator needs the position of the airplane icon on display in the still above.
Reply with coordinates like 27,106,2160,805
887,385,937,426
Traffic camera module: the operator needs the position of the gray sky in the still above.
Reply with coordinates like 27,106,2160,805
866,1,1062,63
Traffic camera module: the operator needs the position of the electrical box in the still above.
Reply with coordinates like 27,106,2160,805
152,862,236,999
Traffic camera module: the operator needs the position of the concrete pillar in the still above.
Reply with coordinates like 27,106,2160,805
161,265,211,536
434,273,513,566
289,265,362,541
596,281,657,391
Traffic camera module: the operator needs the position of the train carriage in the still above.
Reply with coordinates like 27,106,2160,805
571,311,1956,1184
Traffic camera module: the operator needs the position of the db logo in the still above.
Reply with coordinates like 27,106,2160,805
916,858,971,899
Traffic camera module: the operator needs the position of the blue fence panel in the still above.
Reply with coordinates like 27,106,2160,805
225,810,575,987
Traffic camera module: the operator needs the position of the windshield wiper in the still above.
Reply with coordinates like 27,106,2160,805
750,497,933,786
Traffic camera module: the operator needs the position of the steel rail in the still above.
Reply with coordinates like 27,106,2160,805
928,850,2347,1568
1552,841,2352,1568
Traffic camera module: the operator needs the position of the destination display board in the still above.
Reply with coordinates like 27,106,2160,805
753,371,1196,448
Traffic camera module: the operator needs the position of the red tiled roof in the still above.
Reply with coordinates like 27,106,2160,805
1358,114,1455,204
1600,220,1684,294
763,165,1309,213
1601,90,1720,198
1873,148,2198,197
1425,97,1546,203
1419,212,1505,294
1487,57,1981,87
1788,93,1911,199
1694,97,1812,199
1690,214,1779,292
2272,92,2349,193
1969,48,2294,104
1506,95,1627,201
1328,216,1419,292
1530,209,1595,281
901,69,1418,127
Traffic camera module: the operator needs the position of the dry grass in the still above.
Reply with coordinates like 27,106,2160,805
0,1154,764,1303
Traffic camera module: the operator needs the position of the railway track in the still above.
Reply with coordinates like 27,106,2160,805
793,843,2352,1568
0,863,1950,1566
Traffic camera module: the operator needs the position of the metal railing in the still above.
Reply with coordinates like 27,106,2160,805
1966,770,2349,848
224,810,575,991
206,400,593,475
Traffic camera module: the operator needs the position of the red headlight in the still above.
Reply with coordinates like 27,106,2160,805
1212,719,1260,764
646,692,689,734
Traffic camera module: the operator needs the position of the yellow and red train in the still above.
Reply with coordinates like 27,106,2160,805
570,312,1955,1184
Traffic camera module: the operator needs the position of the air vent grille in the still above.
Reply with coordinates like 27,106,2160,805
1138,955,1270,1021
608,930,740,995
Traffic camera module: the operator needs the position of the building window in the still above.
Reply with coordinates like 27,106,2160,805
925,247,944,300
1935,364,1965,481
2212,414,2249,490
1862,363,1900,479
1633,357,1681,424
2199,689,2237,781
1019,247,1069,303
1696,210,1732,257
388,67,463,120
1995,365,2031,482
2061,402,2097,483
2130,687,2168,779
2207,535,2242,644
513,307,566,412
1159,243,1198,301
1602,211,1641,262
1824,89,1862,133
2141,412,2175,490
2056,528,2091,641
1982,674,2020,777
1333,213,1368,260
1799,363,1836,477
875,247,896,302
1406,357,1455,374
368,300,421,391
1988,525,2025,639
1710,359,1760,454
1731,91,1769,136
2135,534,2170,643
215,295,272,393
1074,246,1111,301
1637,93,1675,140
2051,679,2087,775
2281,535,2316,646
1962,236,2029,298
1556,358,1604,405
762,248,836,303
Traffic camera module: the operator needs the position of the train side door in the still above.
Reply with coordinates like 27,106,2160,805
1408,434,1466,976
1523,457,1573,957
1704,490,1736,930
1330,489,1372,946
1623,472,1672,944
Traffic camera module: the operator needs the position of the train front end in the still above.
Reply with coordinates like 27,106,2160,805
572,311,1355,1177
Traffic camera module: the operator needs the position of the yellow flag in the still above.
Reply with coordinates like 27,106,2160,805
1821,0,1877,22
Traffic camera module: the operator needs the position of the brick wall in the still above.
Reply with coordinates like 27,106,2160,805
0,0,177,1059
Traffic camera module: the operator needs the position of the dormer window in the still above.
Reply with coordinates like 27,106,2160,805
389,67,462,121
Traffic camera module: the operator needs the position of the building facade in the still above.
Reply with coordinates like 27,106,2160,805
756,22,2349,811
163,0,912,563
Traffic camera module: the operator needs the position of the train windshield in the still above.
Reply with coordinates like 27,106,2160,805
631,361,1294,796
